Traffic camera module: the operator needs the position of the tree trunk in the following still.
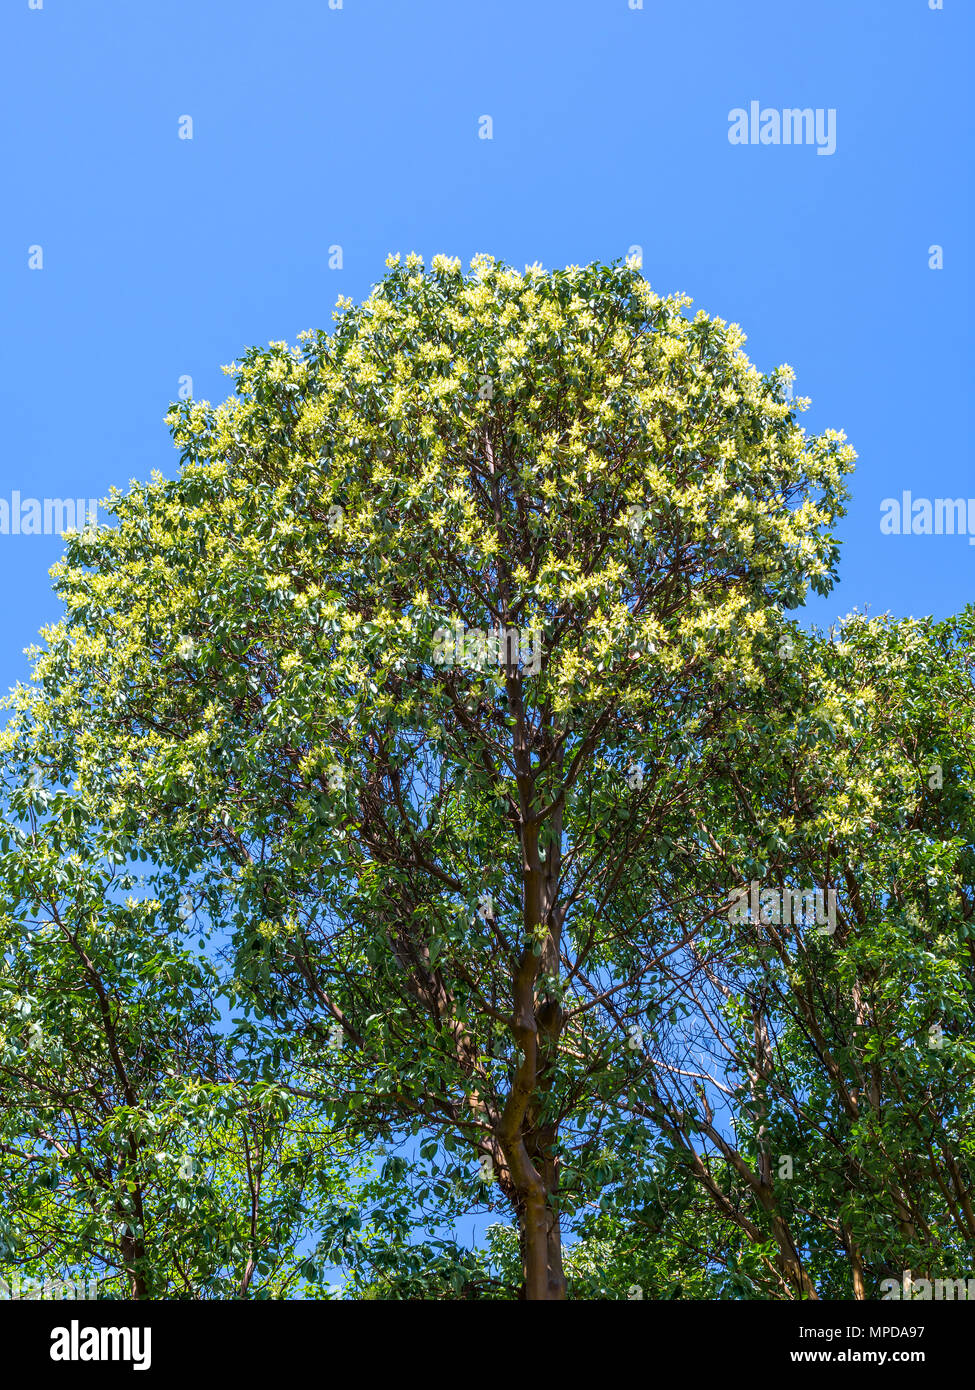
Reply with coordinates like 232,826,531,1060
120,1233,149,1299
516,1187,566,1300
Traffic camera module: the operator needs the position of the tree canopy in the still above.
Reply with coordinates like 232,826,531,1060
2,255,972,1301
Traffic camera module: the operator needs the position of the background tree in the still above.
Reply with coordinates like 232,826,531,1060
601,611,975,1298
0,770,363,1299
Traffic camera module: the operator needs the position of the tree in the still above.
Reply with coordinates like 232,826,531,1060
5,254,856,1298
606,611,975,1298
0,768,363,1298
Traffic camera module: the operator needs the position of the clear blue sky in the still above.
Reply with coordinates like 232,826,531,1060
1,0,970,693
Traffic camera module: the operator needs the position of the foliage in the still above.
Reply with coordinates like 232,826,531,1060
6,256,966,1300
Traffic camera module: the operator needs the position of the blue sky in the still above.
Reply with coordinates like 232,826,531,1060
0,0,970,684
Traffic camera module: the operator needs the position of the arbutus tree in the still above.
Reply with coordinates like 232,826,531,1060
7,255,856,1298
